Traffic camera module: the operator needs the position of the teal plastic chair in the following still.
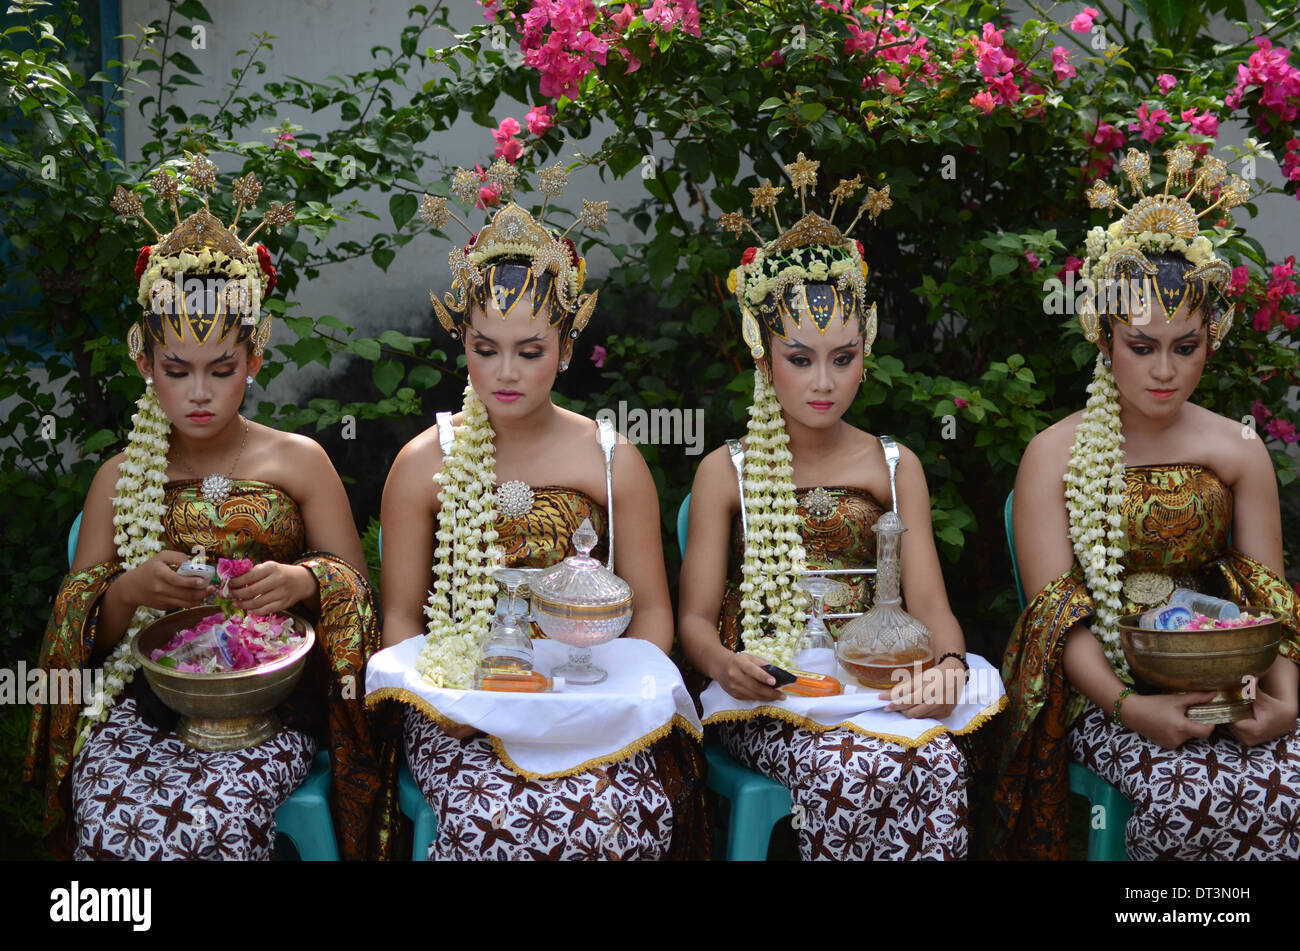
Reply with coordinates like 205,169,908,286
377,525,440,859
67,516,341,860
678,493,794,860
1004,490,1132,860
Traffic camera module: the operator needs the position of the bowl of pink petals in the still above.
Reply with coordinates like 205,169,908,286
131,558,315,751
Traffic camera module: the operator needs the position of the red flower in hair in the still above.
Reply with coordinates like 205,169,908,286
134,246,152,282
856,240,865,258
740,247,759,265
560,236,579,267
465,233,479,253
256,243,277,295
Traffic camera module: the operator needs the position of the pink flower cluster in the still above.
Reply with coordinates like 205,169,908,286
1082,121,1126,179
1253,398,1300,443
1128,101,1170,143
1252,255,1299,332
490,106,554,165
961,21,1047,114
520,0,609,100
1069,7,1099,33
273,132,314,163
151,611,303,673
1183,611,1274,630
835,4,938,94
1227,37,1300,129
1282,138,1300,194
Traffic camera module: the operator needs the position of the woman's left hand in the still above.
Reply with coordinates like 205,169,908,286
226,561,318,615
878,662,966,720
1227,682,1299,747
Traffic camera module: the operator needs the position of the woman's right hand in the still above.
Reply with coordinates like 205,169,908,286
1119,691,1217,750
710,648,785,702
117,550,215,612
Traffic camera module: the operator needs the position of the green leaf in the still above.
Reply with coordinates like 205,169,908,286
372,360,403,396
82,428,117,454
389,193,417,229
346,338,382,362
989,254,1018,277
373,247,396,271
408,365,441,389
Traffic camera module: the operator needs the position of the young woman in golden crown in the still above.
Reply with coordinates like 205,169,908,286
678,156,1003,861
24,158,397,860
994,146,1300,860
372,162,706,860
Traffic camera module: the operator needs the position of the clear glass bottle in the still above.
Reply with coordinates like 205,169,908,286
834,510,935,688
1167,588,1241,621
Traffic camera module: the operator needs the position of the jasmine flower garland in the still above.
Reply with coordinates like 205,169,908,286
74,385,171,752
1064,353,1130,677
418,384,502,688
738,368,809,668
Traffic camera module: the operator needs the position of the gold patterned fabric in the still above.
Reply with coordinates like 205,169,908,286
993,464,1300,860
716,487,886,654
24,479,399,861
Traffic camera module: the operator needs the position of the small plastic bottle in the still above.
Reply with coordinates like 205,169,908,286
1137,605,1193,631
1167,588,1241,621
475,668,562,693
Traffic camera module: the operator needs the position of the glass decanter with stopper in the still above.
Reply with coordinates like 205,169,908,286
835,510,935,688
478,566,536,674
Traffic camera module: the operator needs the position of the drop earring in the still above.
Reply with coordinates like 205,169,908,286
245,375,254,385
1102,356,1112,368
146,376,154,386
559,360,569,372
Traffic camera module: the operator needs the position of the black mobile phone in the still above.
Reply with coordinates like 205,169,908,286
761,663,797,687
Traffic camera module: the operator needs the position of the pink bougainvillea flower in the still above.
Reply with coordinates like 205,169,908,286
1070,7,1099,33
1051,46,1076,80
274,131,295,149
591,344,607,368
478,181,503,209
1283,310,1300,331
1251,398,1272,422
882,74,903,95
953,396,970,409
1056,256,1084,280
1227,265,1250,297
1091,121,1126,152
763,49,785,68
1024,251,1041,271
1265,417,1300,442
1254,305,1276,331
970,90,996,114
297,148,314,163
611,3,637,30
525,104,554,135
1180,107,1220,137
1157,73,1177,94
1128,102,1170,143
478,0,500,20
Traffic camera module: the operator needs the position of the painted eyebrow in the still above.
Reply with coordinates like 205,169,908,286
161,351,238,367
779,338,862,352
1124,328,1201,342
469,331,547,345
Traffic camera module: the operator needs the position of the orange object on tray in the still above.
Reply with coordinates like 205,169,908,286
476,668,556,693
781,669,843,697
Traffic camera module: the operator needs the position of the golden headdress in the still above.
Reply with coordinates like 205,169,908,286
420,159,605,341
719,153,889,361
1078,145,1250,350
112,154,294,360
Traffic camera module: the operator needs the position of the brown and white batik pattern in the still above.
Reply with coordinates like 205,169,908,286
1068,702,1300,860
71,697,316,860
403,709,674,860
718,717,969,860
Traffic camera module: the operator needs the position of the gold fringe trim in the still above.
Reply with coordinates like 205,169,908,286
366,687,703,780
701,694,1008,750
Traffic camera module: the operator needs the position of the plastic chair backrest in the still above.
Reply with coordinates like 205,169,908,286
1004,489,1028,611
676,493,691,557
67,511,84,568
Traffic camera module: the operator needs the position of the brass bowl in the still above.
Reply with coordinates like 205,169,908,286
1118,608,1281,724
132,606,315,751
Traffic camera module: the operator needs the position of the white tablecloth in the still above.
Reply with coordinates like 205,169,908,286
699,648,1007,748
366,636,702,778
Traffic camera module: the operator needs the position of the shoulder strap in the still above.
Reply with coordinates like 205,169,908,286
436,411,456,454
597,418,618,571
726,438,748,541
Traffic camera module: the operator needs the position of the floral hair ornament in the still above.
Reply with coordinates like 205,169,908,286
1079,144,1251,350
421,159,604,342
113,155,293,361
720,153,888,363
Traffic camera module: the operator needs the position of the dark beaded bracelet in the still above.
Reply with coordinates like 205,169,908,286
937,651,969,671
